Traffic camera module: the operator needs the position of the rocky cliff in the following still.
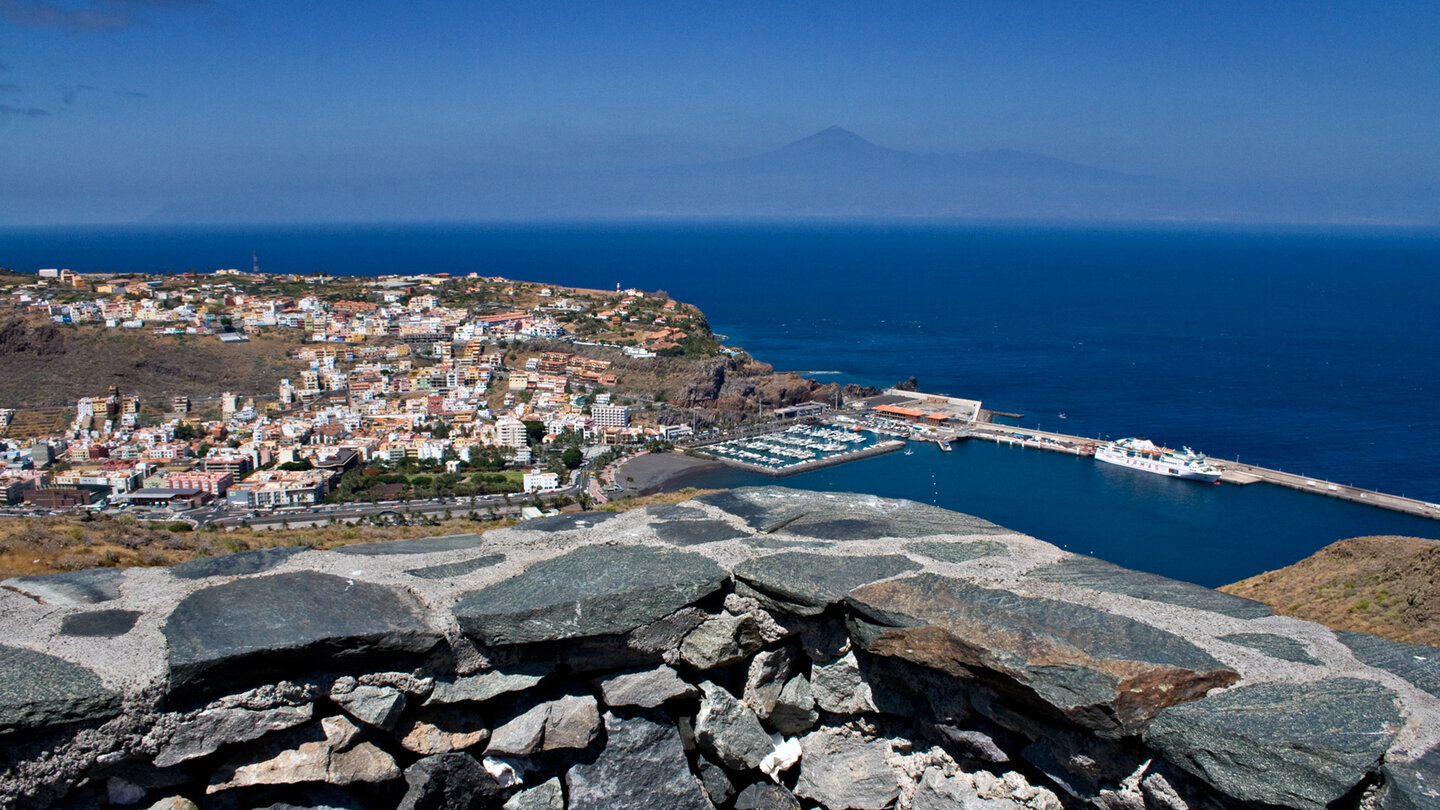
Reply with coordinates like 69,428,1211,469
1,488,1437,810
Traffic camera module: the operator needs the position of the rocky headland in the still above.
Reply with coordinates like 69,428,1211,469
2,487,1437,809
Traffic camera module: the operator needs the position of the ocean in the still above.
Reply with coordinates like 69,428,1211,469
3,220,1438,585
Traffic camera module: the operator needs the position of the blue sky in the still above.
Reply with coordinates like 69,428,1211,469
2,1,1437,223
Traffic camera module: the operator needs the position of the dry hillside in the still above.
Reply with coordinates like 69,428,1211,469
1221,535,1440,646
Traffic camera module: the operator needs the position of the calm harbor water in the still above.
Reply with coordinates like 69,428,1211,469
3,220,1438,583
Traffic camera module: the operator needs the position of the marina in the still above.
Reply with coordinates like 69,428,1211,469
690,423,905,476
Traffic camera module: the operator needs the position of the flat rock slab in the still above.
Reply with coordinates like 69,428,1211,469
906,540,1011,564
3,567,125,605
848,573,1239,735
1026,556,1271,619
646,504,707,520
1337,632,1440,698
170,546,307,580
513,513,618,533
164,571,440,701
404,554,505,580
1144,677,1402,810
333,533,486,556
59,609,142,638
0,644,120,732
454,545,726,646
734,552,922,615
1382,744,1440,810
426,663,552,706
701,487,1007,540
653,519,750,547
1220,633,1322,666
566,711,713,810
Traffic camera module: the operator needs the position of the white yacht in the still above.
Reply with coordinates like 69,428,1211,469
1095,438,1221,482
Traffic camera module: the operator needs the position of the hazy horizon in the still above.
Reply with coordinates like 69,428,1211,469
3,2,1437,225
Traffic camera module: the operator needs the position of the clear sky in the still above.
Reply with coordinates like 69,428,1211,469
2,1,1437,224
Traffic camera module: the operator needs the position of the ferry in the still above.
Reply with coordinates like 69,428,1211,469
1094,438,1221,483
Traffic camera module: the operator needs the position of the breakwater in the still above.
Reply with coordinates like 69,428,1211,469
3,487,1438,809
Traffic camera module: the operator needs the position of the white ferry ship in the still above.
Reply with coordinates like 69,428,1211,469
1094,438,1221,482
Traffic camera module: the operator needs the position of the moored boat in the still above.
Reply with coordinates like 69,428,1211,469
1094,437,1221,482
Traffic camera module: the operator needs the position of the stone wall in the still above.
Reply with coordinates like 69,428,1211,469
1,487,1438,810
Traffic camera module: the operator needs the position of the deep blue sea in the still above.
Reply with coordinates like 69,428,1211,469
3,220,1438,585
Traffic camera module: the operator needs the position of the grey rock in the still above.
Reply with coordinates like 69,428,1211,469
653,518,749,546
3,567,124,604
795,729,901,810
680,613,765,669
155,703,314,767
331,684,406,731
405,555,505,580
935,726,1010,763
334,533,486,555
734,782,801,810
1139,771,1192,810
1026,556,1272,619
454,545,727,645
163,571,440,701
696,756,736,805
515,512,619,532
0,643,120,732
848,574,1239,735
913,767,980,810
1021,740,1099,799
398,752,500,810
906,539,1011,563
811,650,879,714
696,681,774,771
742,537,833,550
595,665,697,708
143,798,199,810
566,711,714,810
743,647,796,719
426,663,552,705
646,503,707,520
733,552,921,616
59,608,141,637
765,675,818,736
1382,743,1440,810
1338,631,1440,697
1143,677,1402,810
170,546,306,579
488,694,600,755
503,777,564,810
701,487,1005,538
1219,632,1322,665
108,776,147,805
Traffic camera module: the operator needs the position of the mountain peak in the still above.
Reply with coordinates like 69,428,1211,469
778,126,885,155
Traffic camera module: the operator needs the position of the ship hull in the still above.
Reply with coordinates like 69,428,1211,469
1095,445,1221,482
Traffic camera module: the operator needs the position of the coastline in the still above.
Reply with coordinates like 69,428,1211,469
613,452,726,495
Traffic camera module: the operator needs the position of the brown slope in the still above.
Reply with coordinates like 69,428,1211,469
0,317,302,408
1220,535,1440,646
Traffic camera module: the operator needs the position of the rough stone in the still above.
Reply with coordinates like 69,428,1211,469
696,681,774,771
595,665,697,708
565,711,714,810
765,675,819,736
696,755,736,805
503,777,564,810
58,608,142,637
3,567,124,604
334,533,486,555
811,650,880,714
486,701,548,756
396,708,490,755
143,798,199,810
934,726,1010,764
107,776,146,805
405,555,505,580
733,552,922,616
743,647,796,719
1338,631,1440,697
1143,677,1402,810
654,518,750,546
426,663,552,706
331,684,406,731
155,703,314,767
488,694,600,755
454,545,727,645
848,574,1239,735
680,613,766,669
169,546,307,579
0,644,120,732
208,715,400,793
913,767,983,810
397,752,501,810
734,782,802,810
163,571,439,700
906,540,1011,563
701,487,1005,539
1381,743,1440,810
1219,632,1323,666
795,729,901,810
1027,556,1272,619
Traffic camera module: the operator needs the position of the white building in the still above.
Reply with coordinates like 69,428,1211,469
522,470,560,493
495,416,529,449
591,404,631,429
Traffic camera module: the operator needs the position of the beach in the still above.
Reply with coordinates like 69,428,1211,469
613,452,725,495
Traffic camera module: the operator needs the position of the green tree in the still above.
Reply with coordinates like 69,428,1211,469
561,446,584,469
